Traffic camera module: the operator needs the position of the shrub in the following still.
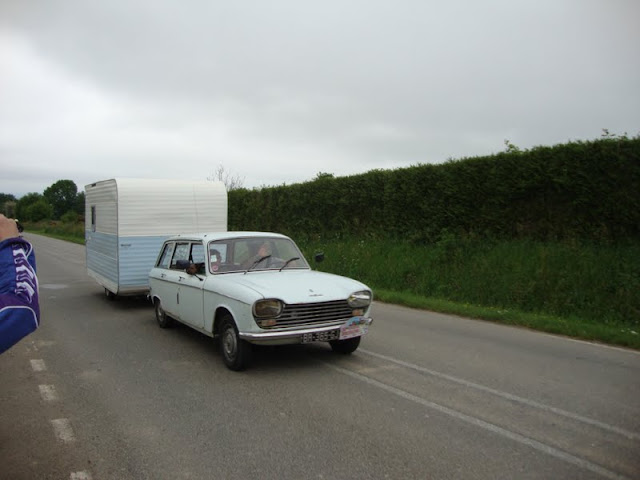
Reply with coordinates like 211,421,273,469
61,210,79,224
26,200,53,222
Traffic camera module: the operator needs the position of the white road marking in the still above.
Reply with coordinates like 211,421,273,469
359,348,640,440
70,472,92,480
327,363,631,480
38,384,58,402
30,359,46,372
51,418,76,443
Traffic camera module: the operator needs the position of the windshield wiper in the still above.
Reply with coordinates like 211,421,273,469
279,257,300,272
245,255,271,274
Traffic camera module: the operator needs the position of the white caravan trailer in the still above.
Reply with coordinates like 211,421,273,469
85,178,227,298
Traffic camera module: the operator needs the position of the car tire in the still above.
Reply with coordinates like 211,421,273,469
329,336,361,354
155,299,174,329
220,314,252,371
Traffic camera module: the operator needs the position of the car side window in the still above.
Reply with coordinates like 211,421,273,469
189,243,206,274
157,242,175,269
190,243,205,263
209,242,228,263
171,243,190,269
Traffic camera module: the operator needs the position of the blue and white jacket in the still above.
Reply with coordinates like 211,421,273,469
0,237,40,354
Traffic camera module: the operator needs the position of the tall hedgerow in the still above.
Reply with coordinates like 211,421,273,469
229,136,640,243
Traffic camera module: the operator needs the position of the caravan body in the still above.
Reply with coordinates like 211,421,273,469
85,178,227,296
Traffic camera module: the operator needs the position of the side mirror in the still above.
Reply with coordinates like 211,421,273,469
314,252,325,263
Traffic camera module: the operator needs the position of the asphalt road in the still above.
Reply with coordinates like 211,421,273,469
1,234,639,480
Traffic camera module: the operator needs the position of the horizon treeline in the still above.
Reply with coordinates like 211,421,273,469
1,180,84,223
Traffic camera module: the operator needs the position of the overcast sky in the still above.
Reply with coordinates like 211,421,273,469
1,0,638,198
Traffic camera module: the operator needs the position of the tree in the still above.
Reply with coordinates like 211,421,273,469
44,180,78,220
3,201,16,218
27,200,54,222
1,193,17,217
74,191,85,216
504,139,522,154
16,193,47,221
207,164,245,191
0,193,16,205
313,172,334,181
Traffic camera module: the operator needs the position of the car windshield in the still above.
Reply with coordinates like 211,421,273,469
207,237,310,274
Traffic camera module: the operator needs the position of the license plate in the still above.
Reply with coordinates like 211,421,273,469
301,329,340,344
339,324,369,340
339,316,372,340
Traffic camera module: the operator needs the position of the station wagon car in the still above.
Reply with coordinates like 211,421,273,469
148,232,373,370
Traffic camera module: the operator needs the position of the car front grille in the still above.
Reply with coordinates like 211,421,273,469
262,300,353,330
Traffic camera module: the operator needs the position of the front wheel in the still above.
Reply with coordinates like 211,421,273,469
219,315,252,371
329,336,361,354
155,299,174,328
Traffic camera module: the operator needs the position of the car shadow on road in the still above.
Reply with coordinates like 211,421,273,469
95,293,355,372
93,292,153,312
153,318,343,372
249,343,337,370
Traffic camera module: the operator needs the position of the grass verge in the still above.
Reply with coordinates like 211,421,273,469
26,228,85,245
22,221,85,245
373,288,640,350
299,236,640,351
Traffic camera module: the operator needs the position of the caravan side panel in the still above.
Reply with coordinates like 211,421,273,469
85,180,119,293
117,235,167,293
86,233,119,292
117,179,227,236
114,179,227,293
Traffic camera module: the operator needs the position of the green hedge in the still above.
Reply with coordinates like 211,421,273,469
229,136,640,243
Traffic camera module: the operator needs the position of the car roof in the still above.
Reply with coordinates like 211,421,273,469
163,231,291,242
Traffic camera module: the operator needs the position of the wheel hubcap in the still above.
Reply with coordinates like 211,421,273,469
223,327,237,360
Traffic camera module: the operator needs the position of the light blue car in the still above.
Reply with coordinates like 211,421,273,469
149,231,373,371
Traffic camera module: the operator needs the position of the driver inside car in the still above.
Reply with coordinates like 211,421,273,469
243,241,278,268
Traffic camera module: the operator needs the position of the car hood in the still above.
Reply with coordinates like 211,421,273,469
220,270,370,304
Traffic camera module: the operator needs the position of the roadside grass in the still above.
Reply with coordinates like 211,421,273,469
373,289,640,350
299,236,640,351
23,224,640,350
22,220,85,245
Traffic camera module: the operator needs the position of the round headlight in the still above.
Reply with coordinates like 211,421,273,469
253,299,284,318
348,291,372,308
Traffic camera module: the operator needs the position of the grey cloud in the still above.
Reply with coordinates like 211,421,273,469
1,0,639,197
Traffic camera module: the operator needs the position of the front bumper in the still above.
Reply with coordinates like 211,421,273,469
239,317,373,346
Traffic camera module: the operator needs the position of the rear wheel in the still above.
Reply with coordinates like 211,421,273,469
330,336,361,354
219,314,252,371
155,299,174,328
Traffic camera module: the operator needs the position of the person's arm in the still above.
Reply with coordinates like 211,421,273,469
0,215,40,354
